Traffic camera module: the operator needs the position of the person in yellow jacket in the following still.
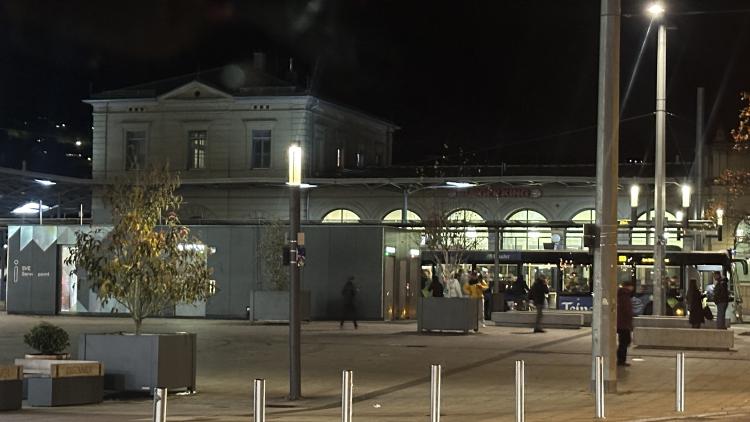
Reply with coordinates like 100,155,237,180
464,273,489,327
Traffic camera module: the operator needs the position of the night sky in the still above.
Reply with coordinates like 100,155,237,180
1,0,749,175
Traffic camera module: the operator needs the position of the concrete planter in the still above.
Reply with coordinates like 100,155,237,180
251,290,311,322
78,333,196,392
417,297,480,333
0,365,22,411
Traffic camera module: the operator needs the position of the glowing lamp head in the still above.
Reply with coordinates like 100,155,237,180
675,210,684,222
287,145,302,186
647,2,665,18
681,185,691,208
630,185,640,208
716,208,724,226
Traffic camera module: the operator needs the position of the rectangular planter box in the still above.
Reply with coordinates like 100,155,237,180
0,365,22,411
251,290,311,322
78,333,196,392
417,297,479,333
28,376,103,406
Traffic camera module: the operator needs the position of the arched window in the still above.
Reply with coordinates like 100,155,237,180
444,209,488,250
632,210,682,247
322,209,361,223
737,220,750,256
382,209,422,222
502,209,551,250
566,209,596,250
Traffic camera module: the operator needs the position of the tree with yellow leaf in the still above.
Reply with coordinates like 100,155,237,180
67,166,214,334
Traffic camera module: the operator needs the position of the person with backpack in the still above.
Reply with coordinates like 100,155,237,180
528,276,549,333
713,271,730,329
340,276,358,329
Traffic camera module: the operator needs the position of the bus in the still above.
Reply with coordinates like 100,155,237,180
421,248,747,321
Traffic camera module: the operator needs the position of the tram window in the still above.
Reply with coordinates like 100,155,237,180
561,265,591,294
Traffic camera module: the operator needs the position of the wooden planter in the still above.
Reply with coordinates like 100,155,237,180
78,333,196,393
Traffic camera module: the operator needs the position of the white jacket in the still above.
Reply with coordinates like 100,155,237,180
444,278,463,298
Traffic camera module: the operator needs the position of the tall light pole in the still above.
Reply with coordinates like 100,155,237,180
288,144,302,400
592,0,620,394
649,1,667,316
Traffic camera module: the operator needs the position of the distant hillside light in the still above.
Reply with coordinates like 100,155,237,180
288,145,302,186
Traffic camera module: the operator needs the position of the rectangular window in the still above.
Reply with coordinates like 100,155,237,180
125,130,146,170
188,130,207,169
251,129,271,168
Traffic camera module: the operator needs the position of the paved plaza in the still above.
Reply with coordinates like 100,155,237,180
2,314,750,421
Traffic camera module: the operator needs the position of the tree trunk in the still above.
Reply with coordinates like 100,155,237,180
134,318,143,335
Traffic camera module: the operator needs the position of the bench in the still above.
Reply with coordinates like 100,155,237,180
0,365,22,411
633,327,734,350
634,316,730,329
15,359,104,406
491,311,585,329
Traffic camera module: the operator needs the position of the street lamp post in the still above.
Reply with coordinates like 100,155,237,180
288,145,302,400
649,2,667,316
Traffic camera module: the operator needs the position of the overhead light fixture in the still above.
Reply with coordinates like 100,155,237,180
12,202,50,215
287,145,302,186
299,183,317,189
630,185,640,208
716,208,724,226
75,140,82,147
446,181,476,188
675,210,684,222
34,179,56,186
646,2,665,18
681,184,691,208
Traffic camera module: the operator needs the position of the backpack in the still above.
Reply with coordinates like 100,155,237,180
703,305,714,321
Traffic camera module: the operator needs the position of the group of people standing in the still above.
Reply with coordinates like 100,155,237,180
422,268,491,326
617,271,731,366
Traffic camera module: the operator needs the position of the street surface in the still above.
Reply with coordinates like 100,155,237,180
1,314,750,421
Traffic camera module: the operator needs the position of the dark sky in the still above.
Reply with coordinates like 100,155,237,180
1,0,749,171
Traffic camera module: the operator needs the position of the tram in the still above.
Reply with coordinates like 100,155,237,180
421,248,747,321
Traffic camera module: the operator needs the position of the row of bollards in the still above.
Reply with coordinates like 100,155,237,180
243,352,688,421
152,387,167,422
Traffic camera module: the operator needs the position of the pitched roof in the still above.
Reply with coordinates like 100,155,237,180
90,63,302,100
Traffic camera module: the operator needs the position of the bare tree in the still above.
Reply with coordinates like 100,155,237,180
421,200,481,278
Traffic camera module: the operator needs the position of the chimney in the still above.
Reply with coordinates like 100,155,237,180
253,52,266,72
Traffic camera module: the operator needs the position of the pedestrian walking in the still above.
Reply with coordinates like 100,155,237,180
617,280,635,366
713,271,730,329
687,279,705,329
340,276,358,329
528,276,549,333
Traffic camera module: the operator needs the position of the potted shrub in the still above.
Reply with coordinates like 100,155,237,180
67,165,214,392
24,322,70,360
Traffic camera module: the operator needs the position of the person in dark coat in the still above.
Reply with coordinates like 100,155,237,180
428,274,444,297
340,276,358,329
617,280,635,366
511,276,530,310
528,277,549,333
713,271,730,329
687,279,705,329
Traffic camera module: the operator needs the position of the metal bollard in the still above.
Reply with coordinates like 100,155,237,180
254,379,266,422
594,356,604,419
676,352,685,413
153,387,167,422
515,360,525,422
430,364,441,422
342,370,353,422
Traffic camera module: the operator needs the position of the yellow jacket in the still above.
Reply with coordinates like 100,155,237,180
463,280,489,299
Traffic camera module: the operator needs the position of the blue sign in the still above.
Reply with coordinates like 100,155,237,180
558,295,593,311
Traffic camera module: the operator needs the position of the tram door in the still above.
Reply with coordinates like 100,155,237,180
384,255,396,320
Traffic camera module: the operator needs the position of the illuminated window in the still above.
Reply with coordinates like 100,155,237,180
251,129,271,168
322,209,360,223
446,209,488,250
382,209,422,222
632,210,682,248
566,209,596,250
502,209,550,250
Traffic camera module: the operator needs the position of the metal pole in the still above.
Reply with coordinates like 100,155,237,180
38,200,43,225
676,352,685,413
595,356,605,419
592,0,621,394
402,189,408,224
494,227,500,294
695,87,704,221
79,204,84,226
341,370,353,422
515,360,525,422
254,379,266,422
152,387,167,422
653,22,667,316
430,364,441,422
289,185,301,400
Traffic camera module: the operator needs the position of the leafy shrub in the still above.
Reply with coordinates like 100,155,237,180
24,322,70,355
